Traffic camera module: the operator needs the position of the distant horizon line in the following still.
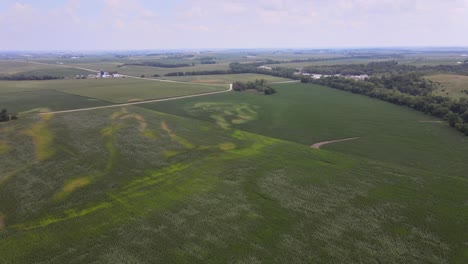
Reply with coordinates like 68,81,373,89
1,46,468,54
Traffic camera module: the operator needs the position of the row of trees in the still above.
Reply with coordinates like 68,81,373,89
301,76,468,135
233,79,276,95
0,74,63,81
0,109,17,122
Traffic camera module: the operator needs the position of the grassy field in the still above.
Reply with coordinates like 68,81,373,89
161,73,289,84
0,78,227,103
0,104,467,263
427,74,468,99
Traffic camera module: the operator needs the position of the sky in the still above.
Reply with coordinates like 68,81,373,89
1,0,468,51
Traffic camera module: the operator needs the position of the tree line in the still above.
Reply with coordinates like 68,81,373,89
301,75,468,135
233,79,276,95
0,109,17,122
0,74,63,81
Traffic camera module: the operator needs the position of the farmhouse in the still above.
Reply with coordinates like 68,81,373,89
257,65,272,70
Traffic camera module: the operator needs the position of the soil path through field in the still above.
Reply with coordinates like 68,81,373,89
311,137,359,149
39,84,233,115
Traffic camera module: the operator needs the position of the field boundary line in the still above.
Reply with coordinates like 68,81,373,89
38,84,233,115
311,137,359,149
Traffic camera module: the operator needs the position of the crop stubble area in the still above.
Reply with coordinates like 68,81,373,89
0,77,468,263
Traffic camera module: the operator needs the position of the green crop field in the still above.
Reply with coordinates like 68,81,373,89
142,83,468,174
0,61,89,77
161,73,289,84
1,64,468,263
0,90,109,113
427,74,468,99
0,78,227,103
1,102,467,263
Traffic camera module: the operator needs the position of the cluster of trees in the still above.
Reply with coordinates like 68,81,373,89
120,62,192,68
301,75,468,135
233,79,276,95
0,74,63,81
197,57,217,64
0,109,17,122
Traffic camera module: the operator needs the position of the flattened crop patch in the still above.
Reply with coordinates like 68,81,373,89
187,102,258,129
23,113,56,161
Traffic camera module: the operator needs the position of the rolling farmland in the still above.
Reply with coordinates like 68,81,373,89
1,52,468,263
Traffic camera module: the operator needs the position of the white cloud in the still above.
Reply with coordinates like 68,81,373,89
0,0,467,50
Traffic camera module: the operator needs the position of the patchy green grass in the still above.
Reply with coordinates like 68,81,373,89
427,74,468,99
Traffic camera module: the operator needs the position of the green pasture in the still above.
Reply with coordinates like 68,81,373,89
427,74,468,99
0,106,467,263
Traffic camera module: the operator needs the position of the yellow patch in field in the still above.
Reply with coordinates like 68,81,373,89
164,150,179,158
17,202,112,230
142,129,158,140
189,102,257,129
219,142,236,151
23,114,56,161
100,124,124,137
0,170,17,186
0,140,11,155
161,121,195,149
54,177,93,200
120,114,147,132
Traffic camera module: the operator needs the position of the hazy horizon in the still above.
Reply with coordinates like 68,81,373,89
1,0,468,51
